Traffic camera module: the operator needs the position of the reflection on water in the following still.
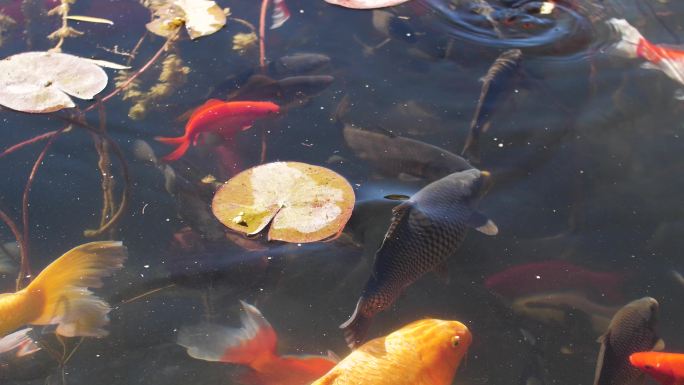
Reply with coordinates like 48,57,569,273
1,0,684,384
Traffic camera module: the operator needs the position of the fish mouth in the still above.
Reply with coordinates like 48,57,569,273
479,170,494,194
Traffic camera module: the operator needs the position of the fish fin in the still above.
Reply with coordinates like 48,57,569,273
185,98,225,121
653,338,666,351
434,261,450,284
640,62,660,71
467,211,499,235
384,201,412,242
154,135,186,146
593,333,609,385
0,328,41,357
339,298,372,349
383,194,410,201
158,139,191,162
270,0,290,29
26,242,126,337
326,350,341,362
242,124,254,131
606,18,644,59
177,301,277,368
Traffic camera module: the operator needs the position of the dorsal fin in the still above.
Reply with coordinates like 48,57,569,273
383,201,412,243
189,99,225,121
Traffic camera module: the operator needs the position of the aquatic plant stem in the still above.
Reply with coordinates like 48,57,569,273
259,0,269,72
19,125,68,289
85,31,177,112
0,129,59,160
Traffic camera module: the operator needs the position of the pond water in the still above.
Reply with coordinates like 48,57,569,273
1,0,683,384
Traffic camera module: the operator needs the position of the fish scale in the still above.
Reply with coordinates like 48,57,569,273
341,169,497,348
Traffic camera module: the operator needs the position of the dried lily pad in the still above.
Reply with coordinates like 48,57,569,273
0,51,108,113
324,0,412,9
212,162,355,243
146,0,226,40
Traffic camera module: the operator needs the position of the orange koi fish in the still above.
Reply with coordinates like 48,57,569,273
630,352,684,385
313,319,471,385
608,18,684,86
177,301,338,385
0,241,126,338
155,100,280,162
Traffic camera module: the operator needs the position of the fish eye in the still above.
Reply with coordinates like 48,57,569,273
451,335,461,348
645,365,654,370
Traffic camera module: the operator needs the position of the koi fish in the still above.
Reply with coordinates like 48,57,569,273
593,297,663,385
342,125,473,182
511,291,619,334
271,0,291,29
630,352,684,385
462,49,523,164
313,318,471,385
0,241,126,338
607,18,684,86
340,168,497,348
155,100,280,162
485,260,627,303
178,301,338,385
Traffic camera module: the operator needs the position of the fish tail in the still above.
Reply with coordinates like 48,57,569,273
24,241,127,338
461,129,482,164
0,328,40,357
155,135,191,162
177,301,278,370
339,298,373,349
607,18,645,59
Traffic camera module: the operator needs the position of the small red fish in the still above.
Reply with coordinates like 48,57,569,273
155,100,280,162
178,301,338,385
608,18,684,86
485,260,626,302
630,352,684,385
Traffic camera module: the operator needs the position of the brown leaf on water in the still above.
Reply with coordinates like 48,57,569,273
212,162,355,243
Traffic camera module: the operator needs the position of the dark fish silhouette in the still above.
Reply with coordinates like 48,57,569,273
340,168,498,348
343,125,473,182
462,49,523,163
270,53,331,76
593,297,663,385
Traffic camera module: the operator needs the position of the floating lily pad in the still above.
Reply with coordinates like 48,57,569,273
146,0,226,40
0,51,108,113
212,162,355,243
324,0,412,9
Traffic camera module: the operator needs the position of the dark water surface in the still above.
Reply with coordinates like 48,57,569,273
1,0,684,384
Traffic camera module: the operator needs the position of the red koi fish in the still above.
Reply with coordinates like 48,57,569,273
155,100,280,162
608,18,684,86
177,301,338,385
630,352,684,385
485,260,626,302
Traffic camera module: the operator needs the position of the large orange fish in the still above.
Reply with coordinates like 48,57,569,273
313,318,471,385
177,301,338,385
0,241,126,338
155,100,280,162
630,352,684,385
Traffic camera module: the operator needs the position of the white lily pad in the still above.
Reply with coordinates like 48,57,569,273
324,0,412,9
212,162,355,243
146,0,226,40
0,51,108,113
